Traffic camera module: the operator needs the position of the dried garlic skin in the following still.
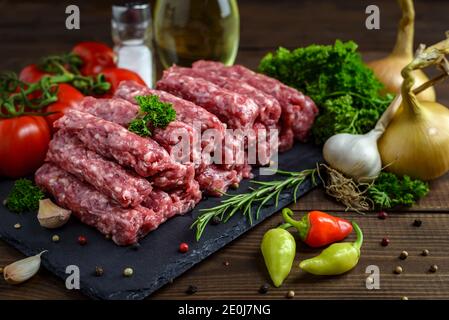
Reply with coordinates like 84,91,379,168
3,251,47,284
37,199,71,229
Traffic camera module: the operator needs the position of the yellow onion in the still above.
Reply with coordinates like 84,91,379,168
367,0,435,101
379,37,449,180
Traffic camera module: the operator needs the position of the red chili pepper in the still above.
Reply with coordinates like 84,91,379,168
280,208,353,248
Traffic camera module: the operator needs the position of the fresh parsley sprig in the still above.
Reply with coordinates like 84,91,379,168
4,179,45,213
191,169,317,240
129,95,176,137
368,172,429,209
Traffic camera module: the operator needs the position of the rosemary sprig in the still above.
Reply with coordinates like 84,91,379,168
191,168,317,240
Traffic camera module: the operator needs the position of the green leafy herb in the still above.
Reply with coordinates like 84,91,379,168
259,40,393,144
368,172,429,209
4,179,45,213
191,169,317,240
128,95,176,137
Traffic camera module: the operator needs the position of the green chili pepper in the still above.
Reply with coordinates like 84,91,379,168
299,222,363,276
261,228,296,287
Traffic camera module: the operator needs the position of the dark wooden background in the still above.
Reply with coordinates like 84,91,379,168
1,0,449,300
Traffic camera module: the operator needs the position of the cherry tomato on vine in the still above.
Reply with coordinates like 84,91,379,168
72,42,116,75
101,68,146,96
18,64,49,83
0,116,51,178
45,84,84,131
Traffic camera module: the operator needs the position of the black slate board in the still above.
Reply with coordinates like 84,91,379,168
0,142,322,300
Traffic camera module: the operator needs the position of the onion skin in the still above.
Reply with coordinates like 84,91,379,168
368,57,435,101
379,100,449,180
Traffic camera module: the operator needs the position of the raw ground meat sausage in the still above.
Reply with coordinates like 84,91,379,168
75,96,244,194
143,180,202,219
113,81,240,171
54,109,194,190
46,130,152,208
163,66,281,126
156,74,260,130
114,81,226,135
192,60,319,145
35,163,165,246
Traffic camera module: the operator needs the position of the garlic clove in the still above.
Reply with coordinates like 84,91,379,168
37,199,71,229
3,251,47,284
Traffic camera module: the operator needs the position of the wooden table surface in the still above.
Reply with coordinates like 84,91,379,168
1,0,449,300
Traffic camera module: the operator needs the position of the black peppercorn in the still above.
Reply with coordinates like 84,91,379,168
413,219,422,227
132,242,141,251
186,285,198,295
381,237,390,247
259,283,269,294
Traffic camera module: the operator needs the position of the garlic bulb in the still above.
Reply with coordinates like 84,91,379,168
379,37,449,180
323,95,403,182
367,0,435,101
37,198,71,229
3,251,47,284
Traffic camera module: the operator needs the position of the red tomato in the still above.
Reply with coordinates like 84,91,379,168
101,68,146,96
45,84,84,131
72,42,116,75
54,83,84,104
0,116,51,178
19,64,48,83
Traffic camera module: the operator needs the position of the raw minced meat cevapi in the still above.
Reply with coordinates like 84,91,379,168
35,163,165,246
54,109,195,190
46,130,153,208
75,96,241,195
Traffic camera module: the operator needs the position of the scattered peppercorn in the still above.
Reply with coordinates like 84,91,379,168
429,264,438,273
259,283,269,294
105,234,112,240
52,235,60,243
401,296,409,300
381,237,390,247
14,223,21,229
179,242,189,253
377,211,388,220
95,266,104,277
286,290,295,299
131,243,141,251
77,235,87,245
413,219,422,227
421,249,430,256
123,267,134,277
399,251,408,260
394,266,403,274
211,216,222,225
186,285,198,295
231,183,239,189
223,261,230,267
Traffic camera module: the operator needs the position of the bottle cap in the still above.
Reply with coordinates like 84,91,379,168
112,2,151,26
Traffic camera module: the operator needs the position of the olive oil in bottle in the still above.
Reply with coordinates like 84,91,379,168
154,0,240,68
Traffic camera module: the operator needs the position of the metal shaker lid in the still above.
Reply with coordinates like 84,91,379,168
112,2,151,25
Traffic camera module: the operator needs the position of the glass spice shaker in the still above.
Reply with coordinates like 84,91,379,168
112,2,156,88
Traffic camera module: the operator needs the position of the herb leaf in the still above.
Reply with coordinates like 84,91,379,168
368,172,429,209
259,40,393,144
5,179,45,213
129,95,176,137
